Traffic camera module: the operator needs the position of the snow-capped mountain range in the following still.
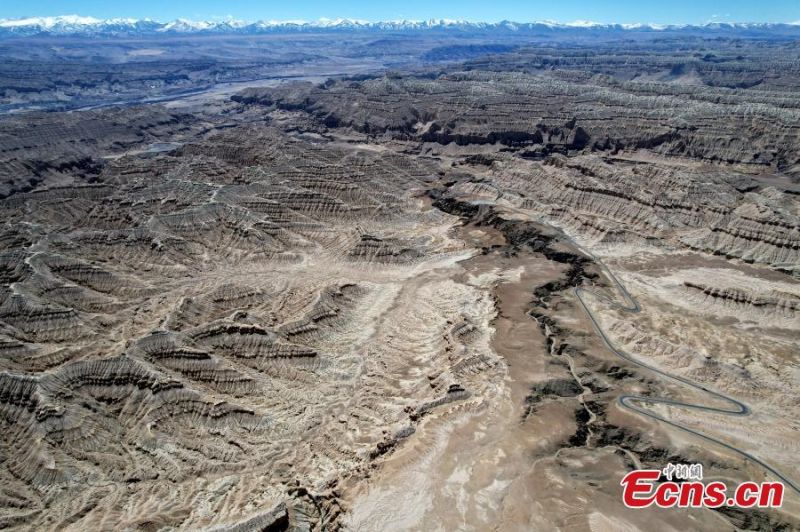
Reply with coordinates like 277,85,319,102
0,15,798,37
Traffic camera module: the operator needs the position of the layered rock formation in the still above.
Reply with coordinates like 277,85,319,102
1,31,799,531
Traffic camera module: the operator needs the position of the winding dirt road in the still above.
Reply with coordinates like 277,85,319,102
571,242,800,494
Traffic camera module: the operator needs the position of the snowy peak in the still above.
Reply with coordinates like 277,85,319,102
0,15,161,35
0,15,102,28
0,15,799,37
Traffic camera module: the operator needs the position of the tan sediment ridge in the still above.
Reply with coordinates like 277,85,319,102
343,197,798,530
2,32,800,530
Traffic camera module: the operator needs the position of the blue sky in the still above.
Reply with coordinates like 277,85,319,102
2,0,799,24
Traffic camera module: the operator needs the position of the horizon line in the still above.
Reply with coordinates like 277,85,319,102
2,14,800,27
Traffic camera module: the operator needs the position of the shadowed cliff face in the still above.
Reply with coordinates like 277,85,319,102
0,30,799,531
236,35,800,170
234,46,800,278
244,67,800,168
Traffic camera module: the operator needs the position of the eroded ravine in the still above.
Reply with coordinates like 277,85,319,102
341,196,744,531
571,245,800,495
